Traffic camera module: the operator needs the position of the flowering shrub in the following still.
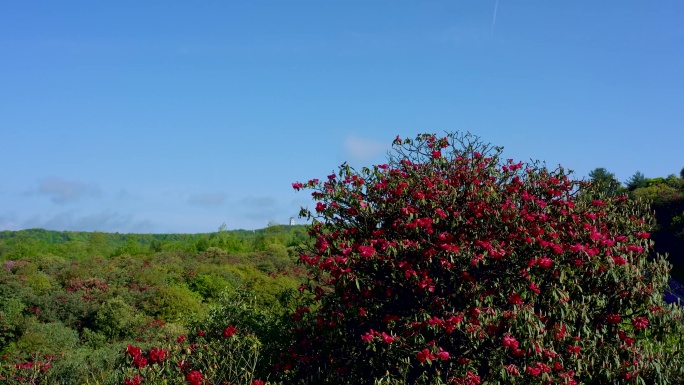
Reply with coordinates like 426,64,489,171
0,354,54,385
118,289,279,385
120,329,265,385
283,132,684,384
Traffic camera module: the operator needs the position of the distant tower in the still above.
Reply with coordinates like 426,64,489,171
289,217,295,226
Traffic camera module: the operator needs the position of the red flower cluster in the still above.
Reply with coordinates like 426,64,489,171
186,370,203,385
223,325,238,338
125,344,167,368
124,375,143,385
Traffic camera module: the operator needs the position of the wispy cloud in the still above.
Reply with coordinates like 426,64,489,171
344,134,389,163
22,210,155,233
0,212,20,231
237,196,281,221
188,192,226,207
35,177,100,204
491,0,499,36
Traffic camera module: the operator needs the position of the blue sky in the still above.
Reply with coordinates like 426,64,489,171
1,1,682,233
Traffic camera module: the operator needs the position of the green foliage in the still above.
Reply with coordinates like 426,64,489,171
188,273,233,299
18,321,79,357
588,167,625,196
632,183,680,206
150,285,205,322
24,271,52,292
626,171,648,191
94,297,139,339
0,298,28,350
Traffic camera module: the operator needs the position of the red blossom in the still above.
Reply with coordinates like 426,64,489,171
567,345,581,355
186,370,203,385
223,325,238,338
537,256,553,269
632,317,649,330
132,354,148,368
148,348,167,364
126,344,142,357
606,313,622,324
124,375,143,385
416,348,435,363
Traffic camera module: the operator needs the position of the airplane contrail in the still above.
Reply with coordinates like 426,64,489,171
491,0,499,36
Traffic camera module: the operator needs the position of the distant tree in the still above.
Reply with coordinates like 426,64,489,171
665,173,682,188
680,166,684,180
626,171,648,191
588,167,624,196
86,232,108,257
195,236,210,252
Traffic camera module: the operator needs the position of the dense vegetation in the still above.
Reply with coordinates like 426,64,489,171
0,225,309,384
586,167,684,281
1,133,683,384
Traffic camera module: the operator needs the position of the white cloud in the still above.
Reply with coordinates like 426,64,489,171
343,134,389,163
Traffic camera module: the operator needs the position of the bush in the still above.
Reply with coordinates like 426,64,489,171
18,321,79,357
150,285,205,322
282,132,683,384
94,297,139,339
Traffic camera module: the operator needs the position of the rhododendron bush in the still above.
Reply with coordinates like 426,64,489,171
284,132,684,384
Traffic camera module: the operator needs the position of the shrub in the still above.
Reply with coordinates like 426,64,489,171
17,321,79,357
150,285,205,322
119,289,273,385
94,297,139,339
282,132,683,384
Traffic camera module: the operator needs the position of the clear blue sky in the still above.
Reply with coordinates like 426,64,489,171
1,1,682,233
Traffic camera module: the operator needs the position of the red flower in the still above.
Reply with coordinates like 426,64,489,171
529,281,541,294
567,345,581,355
291,182,303,190
632,316,649,330
186,370,203,385
132,354,148,368
627,245,643,253
526,366,541,376
148,348,167,364
381,332,394,344
223,325,238,338
505,364,519,376
537,256,553,269
177,335,186,344
611,256,627,266
124,375,143,385
606,313,621,324
361,333,374,342
416,348,435,363
502,335,519,349
507,292,523,305
126,344,141,357
252,380,265,385
358,245,375,258
197,330,205,336
436,348,450,360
